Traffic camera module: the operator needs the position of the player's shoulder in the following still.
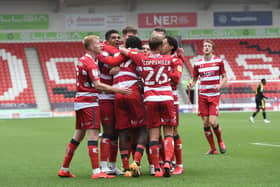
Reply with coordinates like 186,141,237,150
80,54,96,67
212,56,223,62
194,58,204,66
172,55,183,63
129,49,145,58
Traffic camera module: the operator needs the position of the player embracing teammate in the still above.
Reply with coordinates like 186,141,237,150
57,28,229,179
57,35,130,179
120,36,179,177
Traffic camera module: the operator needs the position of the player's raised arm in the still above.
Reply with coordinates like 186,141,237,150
97,52,126,66
86,58,130,95
119,46,130,56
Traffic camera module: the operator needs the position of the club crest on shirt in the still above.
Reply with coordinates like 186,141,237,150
92,69,99,77
77,61,83,67
102,51,109,57
177,65,183,72
212,63,216,66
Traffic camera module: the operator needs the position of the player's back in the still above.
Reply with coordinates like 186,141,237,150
138,53,173,102
113,58,139,90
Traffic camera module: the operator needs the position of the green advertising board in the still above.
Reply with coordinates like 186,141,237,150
0,32,102,41
0,15,48,29
0,28,279,41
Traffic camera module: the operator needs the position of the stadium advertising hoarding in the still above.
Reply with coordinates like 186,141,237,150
138,13,197,28
65,14,127,30
0,32,102,41
214,11,272,26
0,15,48,29
0,28,279,42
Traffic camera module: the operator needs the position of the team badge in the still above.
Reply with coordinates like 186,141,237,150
177,65,183,72
77,61,83,67
92,69,99,77
102,51,109,57
131,51,138,54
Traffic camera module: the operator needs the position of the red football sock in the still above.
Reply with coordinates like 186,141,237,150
146,144,153,165
62,139,79,168
134,144,145,164
120,150,129,170
174,135,182,165
109,139,118,163
213,125,223,143
204,127,216,150
88,141,99,169
100,135,111,162
164,136,174,162
149,141,160,169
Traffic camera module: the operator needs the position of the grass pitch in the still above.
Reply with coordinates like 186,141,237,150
0,112,279,187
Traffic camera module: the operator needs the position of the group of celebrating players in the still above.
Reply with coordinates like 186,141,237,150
57,26,227,179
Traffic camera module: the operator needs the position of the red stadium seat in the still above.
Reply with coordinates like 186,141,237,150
0,44,36,109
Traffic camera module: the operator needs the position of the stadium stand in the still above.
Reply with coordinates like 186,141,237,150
184,38,280,101
34,42,84,110
0,44,36,109
1,39,279,110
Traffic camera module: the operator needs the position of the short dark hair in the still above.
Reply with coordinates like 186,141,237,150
126,36,142,49
105,29,120,40
261,78,266,84
122,26,138,35
165,36,178,54
153,27,166,34
149,36,163,51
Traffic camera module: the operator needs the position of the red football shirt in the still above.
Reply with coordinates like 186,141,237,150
170,54,183,104
74,53,100,110
193,55,226,97
128,51,174,102
97,43,119,101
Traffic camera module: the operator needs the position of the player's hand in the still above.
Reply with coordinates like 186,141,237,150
119,87,132,95
119,47,126,54
215,84,222,91
109,66,120,75
187,81,194,89
176,47,184,56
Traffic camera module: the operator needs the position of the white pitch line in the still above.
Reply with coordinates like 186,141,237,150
252,143,280,148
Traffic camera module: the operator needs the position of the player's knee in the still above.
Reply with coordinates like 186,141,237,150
73,129,86,142
203,121,210,127
87,129,100,140
138,128,148,145
102,124,114,134
209,120,217,127
163,126,174,137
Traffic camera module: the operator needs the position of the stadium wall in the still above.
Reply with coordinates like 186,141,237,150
0,0,279,34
